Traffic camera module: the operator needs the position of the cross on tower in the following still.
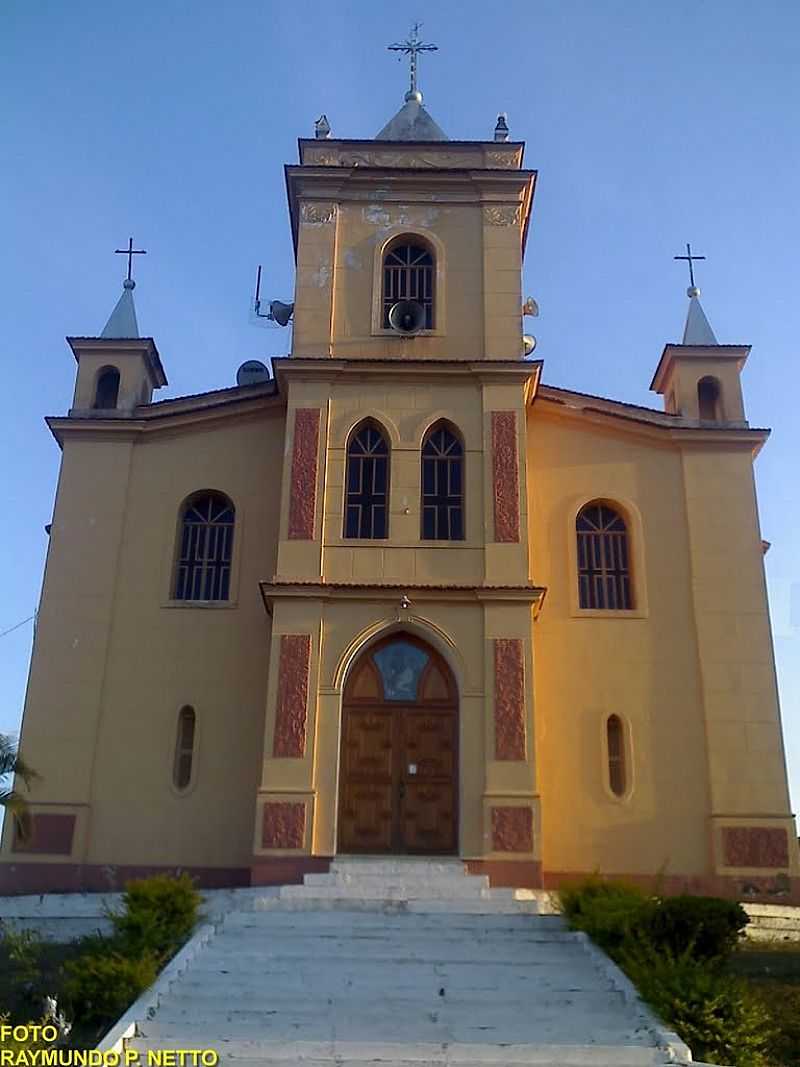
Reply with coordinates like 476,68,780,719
674,242,706,291
114,237,147,283
388,22,438,98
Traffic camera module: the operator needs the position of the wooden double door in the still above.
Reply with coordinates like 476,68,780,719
337,636,458,855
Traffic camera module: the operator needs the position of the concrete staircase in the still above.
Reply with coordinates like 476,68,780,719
122,858,687,1066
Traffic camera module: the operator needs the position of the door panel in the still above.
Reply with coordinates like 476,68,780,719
338,709,393,853
337,638,458,856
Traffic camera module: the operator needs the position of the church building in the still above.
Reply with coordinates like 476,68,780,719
2,44,798,900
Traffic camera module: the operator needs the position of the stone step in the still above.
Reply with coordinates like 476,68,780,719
303,871,492,890
127,1039,665,1066
217,909,563,926
192,942,589,966
249,896,542,914
329,858,468,874
279,883,509,901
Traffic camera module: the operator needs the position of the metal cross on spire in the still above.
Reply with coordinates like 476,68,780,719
388,22,438,100
674,242,706,295
114,237,147,284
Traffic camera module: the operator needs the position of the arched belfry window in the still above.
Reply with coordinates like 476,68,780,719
173,492,235,601
94,367,120,410
344,422,389,539
576,503,632,610
382,241,434,329
606,714,626,797
173,706,196,791
698,376,722,421
421,423,464,540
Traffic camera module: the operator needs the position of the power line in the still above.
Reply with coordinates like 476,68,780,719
0,615,35,640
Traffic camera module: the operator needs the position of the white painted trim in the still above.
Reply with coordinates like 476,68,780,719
96,922,217,1054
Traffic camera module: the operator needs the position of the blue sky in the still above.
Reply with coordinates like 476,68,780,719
1,1,798,810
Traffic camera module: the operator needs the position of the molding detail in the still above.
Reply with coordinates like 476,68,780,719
491,411,520,542
491,806,533,852
493,639,526,760
288,408,320,540
273,634,311,758
483,205,522,226
486,150,518,169
262,802,306,850
300,202,336,225
723,827,789,869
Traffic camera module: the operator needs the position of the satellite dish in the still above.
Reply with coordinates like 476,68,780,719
268,300,294,327
388,300,426,335
522,334,537,357
236,360,271,387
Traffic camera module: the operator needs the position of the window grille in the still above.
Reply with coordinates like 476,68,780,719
344,424,389,539
607,714,626,796
173,493,235,601
576,503,632,609
173,706,196,790
382,243,434,328
421,424,464,540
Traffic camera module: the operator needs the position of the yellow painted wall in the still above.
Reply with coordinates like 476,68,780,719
2,411,285,870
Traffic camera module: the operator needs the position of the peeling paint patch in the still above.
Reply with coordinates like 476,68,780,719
312,262,332,288
364,205,391,227
344,250,362,270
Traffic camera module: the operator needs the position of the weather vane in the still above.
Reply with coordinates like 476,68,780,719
114,237,147,286
674,242,706,296
388,22,438,100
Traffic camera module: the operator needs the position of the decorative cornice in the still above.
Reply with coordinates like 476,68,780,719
259,580,547,616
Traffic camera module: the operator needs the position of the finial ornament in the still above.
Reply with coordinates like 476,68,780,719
114,237,146,285
674,242,706,298
314,114,331,139
388,22,438,102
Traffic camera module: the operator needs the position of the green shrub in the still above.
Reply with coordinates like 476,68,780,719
62,951,157,1026
621,944,774,1067
1,925,43,988
110,873,201,960
647,895,748,961
559,876,656,956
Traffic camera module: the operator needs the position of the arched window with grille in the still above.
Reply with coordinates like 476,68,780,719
576,502,632,610
344,422,390,539
421,422,464,540
606,714,626,797
173,706,196,791
173,492,235,601
94,366,120,409
382,240,434,329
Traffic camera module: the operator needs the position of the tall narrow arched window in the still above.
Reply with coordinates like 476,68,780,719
344,422,389,539
173,492,235,601
382,241,434,329
576,503,632,610
173,706,196,791
606,714,626,797
698,376,722,421
94,367,120,409
421,423,464,540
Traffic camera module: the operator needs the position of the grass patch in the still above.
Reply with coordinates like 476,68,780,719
729,942,800,1066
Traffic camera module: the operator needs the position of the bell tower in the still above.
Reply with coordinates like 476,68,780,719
286,31,536,362
69,239,167,416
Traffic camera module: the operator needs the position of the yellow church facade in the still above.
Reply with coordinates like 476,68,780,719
2,86,797,902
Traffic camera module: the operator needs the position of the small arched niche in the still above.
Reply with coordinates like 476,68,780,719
94,366,120,410
697,376,722,422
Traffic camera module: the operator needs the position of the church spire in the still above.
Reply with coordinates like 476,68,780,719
101,237,146,338
101,278,139,339
376,23,448,141
673,243,717,344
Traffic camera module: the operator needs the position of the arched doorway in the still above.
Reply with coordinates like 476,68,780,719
337,634,458,855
